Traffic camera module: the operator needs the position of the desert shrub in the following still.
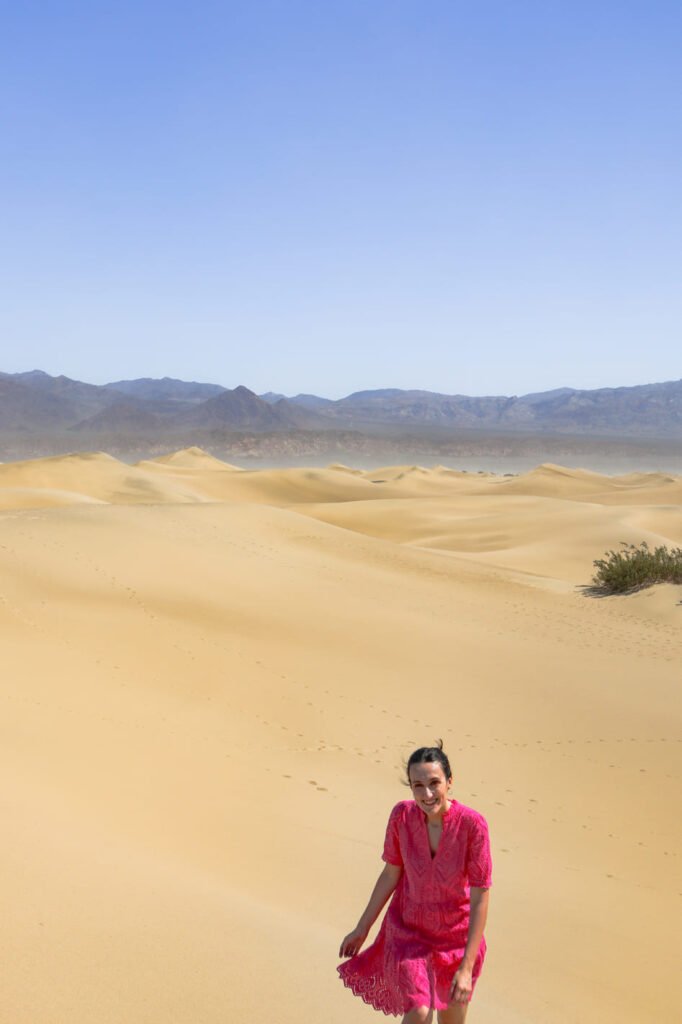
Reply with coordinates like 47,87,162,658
591,541,682,594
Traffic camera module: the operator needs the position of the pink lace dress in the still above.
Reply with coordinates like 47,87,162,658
337,798,493,1016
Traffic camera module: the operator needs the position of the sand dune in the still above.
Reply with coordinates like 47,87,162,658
0,451,204,507
497,462,682,505
294,493,680,587
144,445,242,471
5,448,681,513
1,450,680,1023
0,449,415,508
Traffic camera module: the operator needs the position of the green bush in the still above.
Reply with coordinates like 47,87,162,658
591,541,682,594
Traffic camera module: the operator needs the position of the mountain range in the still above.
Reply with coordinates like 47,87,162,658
1,370,682,441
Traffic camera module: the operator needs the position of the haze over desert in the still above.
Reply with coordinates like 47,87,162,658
1,448,680,1023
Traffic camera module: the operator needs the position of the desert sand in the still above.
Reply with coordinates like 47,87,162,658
1,448,680,1023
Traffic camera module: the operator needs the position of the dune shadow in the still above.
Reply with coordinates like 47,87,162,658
578,583,613,599
578,581,682,604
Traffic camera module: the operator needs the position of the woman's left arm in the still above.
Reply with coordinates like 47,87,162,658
449,887,490,1002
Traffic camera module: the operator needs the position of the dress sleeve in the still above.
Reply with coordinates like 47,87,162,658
465,813,493,887
382,803,404,866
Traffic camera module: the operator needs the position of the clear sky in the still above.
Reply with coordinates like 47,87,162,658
1,1,680,398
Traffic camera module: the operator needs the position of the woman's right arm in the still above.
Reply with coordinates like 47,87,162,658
338,862,403,957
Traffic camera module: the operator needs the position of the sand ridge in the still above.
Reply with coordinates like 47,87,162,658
2,448,682,511
1,448,681,1023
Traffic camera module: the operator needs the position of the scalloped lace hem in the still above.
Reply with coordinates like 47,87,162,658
336,967,404,1017
336,957,481,1015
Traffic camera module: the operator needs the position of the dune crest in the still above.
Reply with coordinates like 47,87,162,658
141,446,242,471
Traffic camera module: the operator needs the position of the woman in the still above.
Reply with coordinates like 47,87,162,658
337,742,492,1022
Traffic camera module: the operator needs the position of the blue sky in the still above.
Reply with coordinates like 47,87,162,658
1,1,680,398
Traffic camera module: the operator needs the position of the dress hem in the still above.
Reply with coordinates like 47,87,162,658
336,965,405,1017
336,961,480,1016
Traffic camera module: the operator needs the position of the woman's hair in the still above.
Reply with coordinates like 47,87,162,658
404,739,452,786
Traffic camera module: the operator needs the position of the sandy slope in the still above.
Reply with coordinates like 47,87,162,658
1,450,681,1023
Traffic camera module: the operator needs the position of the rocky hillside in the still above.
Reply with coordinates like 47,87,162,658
1,370,681,442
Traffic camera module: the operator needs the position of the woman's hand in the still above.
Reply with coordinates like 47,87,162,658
449,964,473,1003
339,926,368,958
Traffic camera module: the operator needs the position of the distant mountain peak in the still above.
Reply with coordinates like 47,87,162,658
105,376,226,404
260,391,288,404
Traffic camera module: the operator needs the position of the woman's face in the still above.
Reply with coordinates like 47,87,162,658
408,760,451,818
